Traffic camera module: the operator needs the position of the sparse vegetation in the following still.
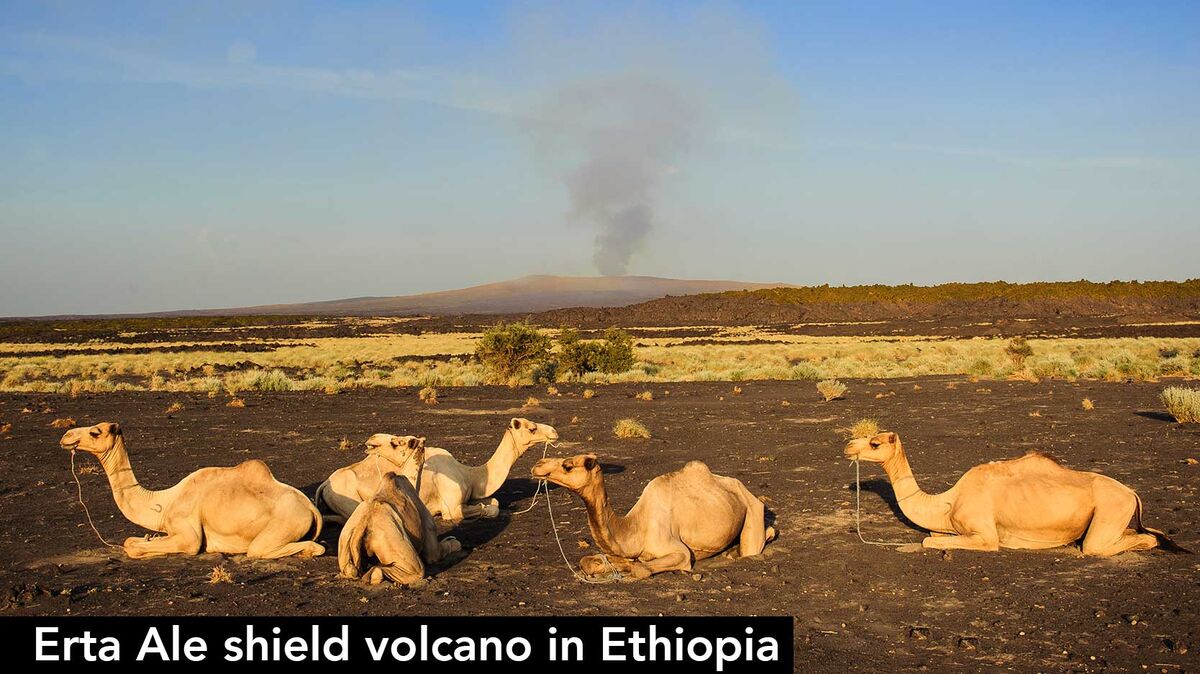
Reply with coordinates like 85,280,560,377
845,418,880,439
419,386,438,405
524,396,541,407
635,390,654,401
613,418,651,439
208,565,233,584
50,417,75,428
164,401,184,414
475,321,553,384
1005,336,1033,367
1161,386,1200,423
338,437,351,451
816,379,847,402
555,327,636,379
582,388,596,399
226,397,245,408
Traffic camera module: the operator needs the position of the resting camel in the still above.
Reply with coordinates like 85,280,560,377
530,454,776,579
60,422,323,559
420,418,558,523
844,431,1188,556
338,440,461,585
316,434,427,522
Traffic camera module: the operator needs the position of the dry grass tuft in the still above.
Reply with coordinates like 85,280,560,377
0,422,11,435
732,385,743,395
419,386,438,405
635,390,654,401
816,379,847,402
226,397,245,408
164,401,184,414
582,389,596,399
50,417,76,429
780,400,790,407
846,418,880,439
524,396,541,407
613,418,651,439
338,437,351,451
546,385,559,396
1161,386,1200,423
208,565,233,584
1081,398,1095,411
77,464,99,475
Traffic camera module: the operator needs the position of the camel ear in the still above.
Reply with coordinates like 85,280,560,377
884,432,898,444
390,436,402,448
511,418,521,429
417,436,426,448
407,437,419,449
108,422,122,436
582,454,598,471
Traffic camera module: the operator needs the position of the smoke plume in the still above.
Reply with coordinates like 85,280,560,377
538,77,697,274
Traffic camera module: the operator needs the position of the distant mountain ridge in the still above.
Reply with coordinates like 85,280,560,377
162,275,793,317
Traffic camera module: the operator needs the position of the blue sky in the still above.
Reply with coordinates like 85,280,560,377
1,1,1197,315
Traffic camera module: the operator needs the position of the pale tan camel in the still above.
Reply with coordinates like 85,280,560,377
844,431,1188,556
421,418,558,523
530,454,776,579
338,441,461,585
316,434,426,522
60,422,323,559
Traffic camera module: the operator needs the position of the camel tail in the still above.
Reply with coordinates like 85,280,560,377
306,497,323,542
1133,492,1191,554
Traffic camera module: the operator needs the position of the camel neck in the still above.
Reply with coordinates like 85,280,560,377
576,474,635,558
468,430,525,499
96,439,162,531
879,442,954,534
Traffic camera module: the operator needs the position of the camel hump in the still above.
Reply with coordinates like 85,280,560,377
233,459,276,481
1022,450,1065,465
680,460,712,476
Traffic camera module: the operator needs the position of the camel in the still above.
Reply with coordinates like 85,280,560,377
59,422,323,559
420,418,558,523
338,440,461,585
844,431,1188,556
316,434,427,522
530,454,776,579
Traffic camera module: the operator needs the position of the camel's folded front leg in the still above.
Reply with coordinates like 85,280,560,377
463,498,500,518
921,533,999,552
123,532,202,559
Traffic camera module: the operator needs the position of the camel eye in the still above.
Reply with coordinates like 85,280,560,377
89,428,101,437
869,441,880,448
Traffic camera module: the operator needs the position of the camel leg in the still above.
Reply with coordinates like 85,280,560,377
438,536,462,557
628,548,693,579
921,533,1000,552
463,498,501,518
580,554,636,576
123,532,202,559
1082,485,1157,556
246,515,325,559
716,476,773,558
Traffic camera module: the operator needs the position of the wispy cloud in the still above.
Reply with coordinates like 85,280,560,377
2,31,515,116
882,141,1171,171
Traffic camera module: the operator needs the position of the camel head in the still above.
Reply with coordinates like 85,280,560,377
530,453,599,491
844,431,901,463
59,422,123,456
364,434,426,475
507,417,559,454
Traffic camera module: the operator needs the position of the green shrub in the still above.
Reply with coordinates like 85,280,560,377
1029,354,1078,380
967,357,995,376
555,327,635,379
246,369,296,392
475,322,552,383
1160,386,1200,423
790,363,822,381
1005,336,1033,367
1113,353,1159,380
